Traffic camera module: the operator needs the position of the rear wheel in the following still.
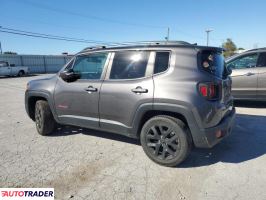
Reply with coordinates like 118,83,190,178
18,70,25,77
140,115,191,167
35,100,56,135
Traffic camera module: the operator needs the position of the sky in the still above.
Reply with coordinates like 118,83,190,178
1,0,266,55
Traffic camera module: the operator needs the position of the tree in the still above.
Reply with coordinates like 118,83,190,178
3,51,17,55
222,38,237,58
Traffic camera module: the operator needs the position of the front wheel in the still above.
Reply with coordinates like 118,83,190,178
140,116,191,167
35,100,56,135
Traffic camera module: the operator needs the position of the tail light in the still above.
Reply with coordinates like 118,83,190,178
198,82,220,100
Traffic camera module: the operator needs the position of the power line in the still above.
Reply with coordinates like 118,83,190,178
10,0,225,43
0,30,121,46
15,0,166,29
0,27,119,45
0,26,178,47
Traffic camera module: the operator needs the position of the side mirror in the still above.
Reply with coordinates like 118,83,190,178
10,64,15,67
59,69,80,82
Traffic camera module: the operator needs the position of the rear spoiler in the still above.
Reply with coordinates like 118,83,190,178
195,46,224,53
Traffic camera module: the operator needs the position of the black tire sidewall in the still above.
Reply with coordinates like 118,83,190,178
35,102,44,134
18,71,24,77
140,116,189,167
35,100,55,136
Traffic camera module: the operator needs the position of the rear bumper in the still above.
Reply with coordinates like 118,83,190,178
195,107,236,148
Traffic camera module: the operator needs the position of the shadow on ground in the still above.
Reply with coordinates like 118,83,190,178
48,102,266,168
179,113,266,168
234,100,266,108
51,126,140,145
0,74,38,79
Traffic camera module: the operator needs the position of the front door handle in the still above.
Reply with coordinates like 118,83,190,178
85,86,98,93
245,72,255,76
131,86,148,94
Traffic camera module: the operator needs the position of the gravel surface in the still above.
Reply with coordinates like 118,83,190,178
0,75,266,200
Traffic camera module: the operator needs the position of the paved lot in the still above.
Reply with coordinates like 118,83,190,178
0,75,266,200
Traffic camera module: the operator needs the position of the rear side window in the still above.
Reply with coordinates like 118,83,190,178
154,52,170,74
200,50,225,78
257,52,266,67
110,51,150,79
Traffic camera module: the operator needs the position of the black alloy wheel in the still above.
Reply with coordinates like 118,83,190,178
140,116,191,167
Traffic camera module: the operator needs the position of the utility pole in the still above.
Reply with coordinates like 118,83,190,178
205,29,213,46
0,41,2,54
0,26,2,54
165,27,170,43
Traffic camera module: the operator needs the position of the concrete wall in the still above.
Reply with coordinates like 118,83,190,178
0,54,73,73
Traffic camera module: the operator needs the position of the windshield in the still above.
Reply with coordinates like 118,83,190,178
200,50,226,79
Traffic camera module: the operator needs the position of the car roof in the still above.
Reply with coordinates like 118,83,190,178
245,47,266,53
226,47,266,62
78,41,223,54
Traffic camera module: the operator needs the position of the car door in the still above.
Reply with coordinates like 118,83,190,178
54,52,111,129
99,51,154,135
257,52,266,100
227,53,259,99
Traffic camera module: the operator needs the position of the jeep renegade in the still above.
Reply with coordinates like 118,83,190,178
25,41,235,166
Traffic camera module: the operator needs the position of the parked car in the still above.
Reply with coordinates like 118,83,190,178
25,41,235,166
226,48,266,100
0,61,29,77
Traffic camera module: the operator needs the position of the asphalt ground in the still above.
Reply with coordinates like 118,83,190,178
0,75,266,200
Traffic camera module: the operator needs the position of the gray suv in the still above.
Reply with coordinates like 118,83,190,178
226,48,266,100
25,41,235,166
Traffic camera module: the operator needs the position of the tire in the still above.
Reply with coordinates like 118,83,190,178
140,115,192,167
35,100,56,136
18,70,25,77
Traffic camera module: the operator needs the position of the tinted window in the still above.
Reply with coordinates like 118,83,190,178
257,53,266,67
72,53,108,80
110,51,149,79
201,50,225,78
227,53,258,69
154,52,170,74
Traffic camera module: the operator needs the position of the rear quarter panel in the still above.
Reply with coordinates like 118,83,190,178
153,48,229,129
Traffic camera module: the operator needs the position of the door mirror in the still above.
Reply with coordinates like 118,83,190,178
59,69,80,82
227,68,232,75
10,64,15,67
226,63,234,70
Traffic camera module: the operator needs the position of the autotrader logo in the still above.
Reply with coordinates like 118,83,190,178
0,188,54,200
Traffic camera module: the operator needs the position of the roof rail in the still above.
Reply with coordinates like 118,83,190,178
82,45,107,51
120,40,192,45
82,40,193,51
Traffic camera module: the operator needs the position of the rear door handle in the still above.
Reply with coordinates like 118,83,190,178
85,86,98,92
245,72,255,76
131,86,148,94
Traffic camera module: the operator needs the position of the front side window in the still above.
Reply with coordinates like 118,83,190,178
110,51,150,79
154,52,170,74
227,53,258,70
64,59,74,71
72,53,108,80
